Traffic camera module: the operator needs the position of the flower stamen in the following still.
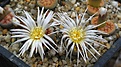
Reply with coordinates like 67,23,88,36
69,27,85,43
30,27,44,40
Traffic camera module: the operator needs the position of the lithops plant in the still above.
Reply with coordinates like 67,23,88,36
91,7,116,35
87,0,104,15
0,6,14,28
88,0,103,8
37,0,58,9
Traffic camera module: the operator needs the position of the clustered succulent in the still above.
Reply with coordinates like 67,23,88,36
1,0,119,65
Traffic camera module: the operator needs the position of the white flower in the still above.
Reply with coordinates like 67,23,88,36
54,8,107,63
11,7,58,60
99,7,107,16
0,6,4,14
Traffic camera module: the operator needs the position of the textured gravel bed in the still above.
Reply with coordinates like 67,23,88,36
0,0,121,67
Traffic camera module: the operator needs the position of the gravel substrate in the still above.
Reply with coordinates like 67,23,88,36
0,0,121,67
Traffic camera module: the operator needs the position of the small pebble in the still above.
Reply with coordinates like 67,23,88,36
58,60,63,65
29,1,35,8
116,33,120,38
11,44,19,51
11,38,16,42
70,0,76,4
26,0,30,2
2,29,8,35
43,57,48,63
119,31,121,36
75,7,80,12
48,65,52,67
109,41,114,45
31,9,36,15
117,14,121,20
64,65,69,67
106,43,111,49
50,49,56,56
42,63,48,67
90,58,96,63
113,35,117,39
107,36,114,41
5,34,11,42
71,12,76,18
62,60,67,65
52,57,58,62
87,64,94,67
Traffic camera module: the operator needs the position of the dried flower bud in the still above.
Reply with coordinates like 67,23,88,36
0,6,4,14
99,7,107,16
111,1,118,8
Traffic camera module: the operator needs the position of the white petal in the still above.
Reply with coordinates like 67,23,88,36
86,38,106,47
57,13,72,28
66,43,75,59
47,31,59,36
86,30,107,34
86,21,107,30
85,35,107,42
85,25,96,30
38,40,45,55
85,12,98,23
86,32,96,36
12,17,20,24
62,15,74,28
26,39,33,51
24,11,36,27
29,40,36,57
15,16,31,29
37,7,40,26
76,43,86,62
60,29,69,33
80,7,88,24
66,39,72,49
49,22,60,27
65,14,76,27
43,11,54,28
37,7,44,26
79,42,86,61
69,43,74,62
11,32,28,35
76,14,80,25
61,35,69,46
86,46,97,59
60,34,69,52
12,37,30,45
19,39,31,55
38,44,43,60
11,35,29,38
82,42,89,60
13,21,30,31
19,39,33,52
82,12,98,28
10,29,30,33
41,9,49,26
44,34,57,47
42,38,58,52
41,38,50,50
35,40,39,53
85,40,100,55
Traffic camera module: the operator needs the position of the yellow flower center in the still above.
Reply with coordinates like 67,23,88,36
30,27,44,40
69,27,85,43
